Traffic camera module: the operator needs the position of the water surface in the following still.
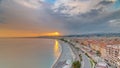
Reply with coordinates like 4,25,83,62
0,38,58,68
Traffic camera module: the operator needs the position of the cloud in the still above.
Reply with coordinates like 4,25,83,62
49,0,117,25
0,0,120,35
0,0,4,23
52,0,92,16
0,0,2,3
109,19,120,27
0,17,5,23
13,0,44,9
0,0,66,35
47,0,120,34
97,0,113,5
52,0,115,16
62,9,120,32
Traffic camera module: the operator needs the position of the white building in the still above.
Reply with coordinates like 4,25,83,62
95,62,108,68
106,44,120,68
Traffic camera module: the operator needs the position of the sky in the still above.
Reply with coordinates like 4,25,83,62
0,0,120,37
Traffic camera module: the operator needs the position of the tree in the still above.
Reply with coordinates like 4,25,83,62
72,61,81,68
96,50,101,56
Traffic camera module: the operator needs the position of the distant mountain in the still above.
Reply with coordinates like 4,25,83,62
62,33,120,37
37,33,120,38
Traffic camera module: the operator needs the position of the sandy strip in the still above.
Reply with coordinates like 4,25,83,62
51,40,76,68
51,40,63,68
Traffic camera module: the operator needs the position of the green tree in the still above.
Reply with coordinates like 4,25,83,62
96,50,101,56
72,61,81,68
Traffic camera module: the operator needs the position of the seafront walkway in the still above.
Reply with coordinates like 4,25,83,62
52,41,75,68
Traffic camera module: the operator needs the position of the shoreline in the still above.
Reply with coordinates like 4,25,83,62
51,40,63,68
51,40,76,68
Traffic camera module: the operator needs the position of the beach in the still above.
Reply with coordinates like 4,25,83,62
52,40,75,68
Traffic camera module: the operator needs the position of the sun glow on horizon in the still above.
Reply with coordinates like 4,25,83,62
0,29,61,37
41,32,61,36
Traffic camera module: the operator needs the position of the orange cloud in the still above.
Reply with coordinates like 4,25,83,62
0,29,40,37
0,29,61,37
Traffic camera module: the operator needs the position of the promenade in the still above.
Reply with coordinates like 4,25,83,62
52,41,75,68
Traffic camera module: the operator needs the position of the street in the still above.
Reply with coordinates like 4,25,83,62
79,50,91,68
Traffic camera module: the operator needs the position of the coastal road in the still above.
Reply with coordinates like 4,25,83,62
69,44,80,61
79,51,91,68
69,42,91,68
70,43,91,68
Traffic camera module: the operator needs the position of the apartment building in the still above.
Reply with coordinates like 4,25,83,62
106,45,120,68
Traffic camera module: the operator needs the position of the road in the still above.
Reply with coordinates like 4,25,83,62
69,43,92,68
69,44,80,61
79,51,91,68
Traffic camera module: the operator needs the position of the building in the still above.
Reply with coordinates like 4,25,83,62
106,44,120,68
95,62,108,68
77,38,120,68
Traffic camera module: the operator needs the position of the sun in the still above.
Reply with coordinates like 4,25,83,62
49,32,60,36
41,32,61,36
54,32,60,36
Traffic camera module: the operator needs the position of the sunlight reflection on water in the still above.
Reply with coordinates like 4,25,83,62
54,40,61,58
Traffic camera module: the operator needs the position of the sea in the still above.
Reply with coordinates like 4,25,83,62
0,38,60,68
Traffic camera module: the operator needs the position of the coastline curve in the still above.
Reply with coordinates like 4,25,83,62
51,40,76,68
51,40,63,68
